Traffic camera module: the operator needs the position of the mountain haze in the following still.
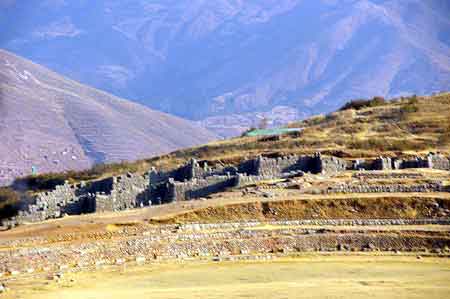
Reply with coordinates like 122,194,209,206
0,49,216,185
2,0,450,136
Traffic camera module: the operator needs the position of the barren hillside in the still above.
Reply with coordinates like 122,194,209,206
0,49,217,186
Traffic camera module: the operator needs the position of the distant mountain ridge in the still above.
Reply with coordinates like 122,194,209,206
2,0,450,136
0,49,216,186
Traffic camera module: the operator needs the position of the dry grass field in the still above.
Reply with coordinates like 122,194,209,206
3,256,450,299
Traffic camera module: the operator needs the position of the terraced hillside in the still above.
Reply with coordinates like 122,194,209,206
0,49,217,186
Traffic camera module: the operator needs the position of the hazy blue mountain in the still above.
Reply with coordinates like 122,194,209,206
0,49,216,185
2,0,450,136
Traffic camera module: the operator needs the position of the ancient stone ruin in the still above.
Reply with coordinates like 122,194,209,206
2,152,449,227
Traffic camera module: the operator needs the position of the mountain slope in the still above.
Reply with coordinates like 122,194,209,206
1,0,450,136
0,49,217,185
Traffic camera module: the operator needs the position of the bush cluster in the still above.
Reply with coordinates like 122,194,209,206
0,187,21,219
400,103,419,114
339,96,386,111
399,97,420,120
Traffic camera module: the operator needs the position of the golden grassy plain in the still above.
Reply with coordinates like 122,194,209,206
3,256,450,299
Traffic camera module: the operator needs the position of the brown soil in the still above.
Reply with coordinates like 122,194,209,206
154,195,450,223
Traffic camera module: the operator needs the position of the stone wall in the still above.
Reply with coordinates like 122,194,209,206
252,153,346,176
373,157,392,170
5,181,95,225
352,172,424,180
94,173,150,212
255,155,305,176
149,159,237,186
352,153,450,171
395,153,450,170
3,173,150,226
319,155,348,173
427,153,450,170
151,153,347,193
157,152,347,203
235,174,276,187
396,157,429,169
166,175,237,202
325,182,444,194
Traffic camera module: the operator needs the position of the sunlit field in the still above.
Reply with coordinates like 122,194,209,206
5,256,450,299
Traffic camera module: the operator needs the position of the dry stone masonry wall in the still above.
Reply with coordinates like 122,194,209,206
94,173,150,212
166,175,237,202
354,153,449,171
2,152,449,227
12,183,90,224
324,182,445,194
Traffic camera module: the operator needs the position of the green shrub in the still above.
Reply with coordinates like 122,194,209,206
0,187,21,219
401,103,419,114
408,95,419,105
241,127,257,137
12,173,67,191
399,99,419,120
339,96,386,111
0,187,19,203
